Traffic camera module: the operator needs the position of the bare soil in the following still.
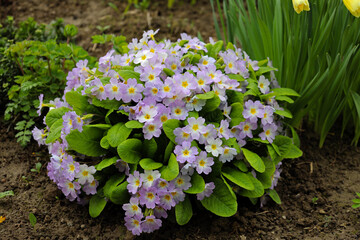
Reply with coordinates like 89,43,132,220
1,1,360,239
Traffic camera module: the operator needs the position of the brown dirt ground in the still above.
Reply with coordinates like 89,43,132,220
1,0,360,239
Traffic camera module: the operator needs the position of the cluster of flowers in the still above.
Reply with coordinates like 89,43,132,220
33,29,284,235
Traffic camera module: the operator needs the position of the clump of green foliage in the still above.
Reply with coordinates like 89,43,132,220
0,16,95,146
212,0,360,146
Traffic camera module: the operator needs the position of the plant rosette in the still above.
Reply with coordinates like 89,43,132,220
33,30,302,235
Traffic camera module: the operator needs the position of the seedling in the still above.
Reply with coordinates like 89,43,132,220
29,213,37,228
30,162,42,174
0,190,14,199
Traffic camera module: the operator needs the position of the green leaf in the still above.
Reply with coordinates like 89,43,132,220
268,189,281,204
229,102,245,127
222,167,254,190
238,173,264,198
202,94,221,112
275,109,293,118
45,107,70,127
272,88,300,97
160,153,179,181
125,120,143,129
184,172,205,194
103,174,126,198
232,159,248,172
118,70,140,81
139,158,163,170
175,195,193,225
66,126,106,157
92,98,121,110
86,124,112,130
164,141,175,162
255,67,277,76
196,91,215,100
227,74,245,82
275,95,294,103
29,213,37,227
107,123,132,148
96,156,119,171
89,195,107,218
163,119,181,143
100,136,110,149
0,190,14,198
256,158,275,189
117,138,142,164
45,118,63,144
143,138,158,158
65,91,89,115
283,145,303,159
110,181,130,205
163,68,175,77
242,148,265,173
201,178,237,217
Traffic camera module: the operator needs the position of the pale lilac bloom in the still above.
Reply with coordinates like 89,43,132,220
259,124,278,143
169,100,188,120
143,121,162,140
138,105,158,123
62,111,78,135
134,50,155,66
244,52,259,71
258,75,270,94
196,182,215,200
180,162,195,176
194,151,214,175
219,147,238,163
139,187,160,209
140,66,162,84
143,29,160,40
83,179,98,195
91,78,108,100
154,206,168,219
61,157,79,181
155,105,170,124
175,72,197,95
128,38,142,53
164,55,181,73
243,100,264,123
174,141,198,164
167,184,185,203
185,97,206,111
140,170,161,189
198,124,217,145
238,121,257,139
124,215,142,236
171,174,191,191
198,56,216,70
217,120,231,140
32,127,46,146
143,82,164,101
205,137,223,157
206,64,223,83
105,78,123,101
75,165,96,185
213,85,227,102
159,78,175,99
155,178,170,193
37,94,44,116
123,197,142,217
127,171,142,194
59,180,81,201
117,53,134,66
141,215,162,233
261,106,274,125
270,162,282,190
121,78,144,103
115,159,130,176
195,71,211,92
158,192,176,210
221,103,231,119
183,117,206,140
174,127,193,145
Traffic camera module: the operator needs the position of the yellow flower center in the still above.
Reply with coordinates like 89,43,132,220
135,180,140,186
164,195,171,201
183,150,190,156
164,86,170,92
148,125,155,131
147,192,154,200
68,182,74,189
82,170,89,177
141,55,147,60
265,130,271,136
132,205,138,211
112,85,118,92
147,175,154,181
171,64,177,70
69,164,75,172
203,60,208,65
176,178,184,185
192,124,199,131
182,81,189,88
224,149,230,154
160,115,168,123
198,79,204,85
175,108,182,115
211,144,217,150
244,125,250,131
250,108,256,115
228,62,233,68
99,86,104,92
199,159,205,167
128,87,135,94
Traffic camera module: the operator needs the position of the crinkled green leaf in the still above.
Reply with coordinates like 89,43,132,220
139,158,163,170
160,153,179,181
175,195,193,225
242,148,265,173
222,167,254,190
117,138,142,164
89,194,107,218
107,123,132,148
184,172,205,194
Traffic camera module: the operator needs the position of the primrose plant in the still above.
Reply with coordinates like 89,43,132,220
34,30,302,235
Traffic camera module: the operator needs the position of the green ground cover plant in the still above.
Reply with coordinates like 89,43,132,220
0,17,95,146
212,0,360,146
34,30,301,235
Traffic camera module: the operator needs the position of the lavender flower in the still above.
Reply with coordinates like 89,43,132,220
196,182,215,201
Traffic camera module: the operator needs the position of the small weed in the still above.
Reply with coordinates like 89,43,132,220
30,162,42,174
312,197,319,205
29,213,37,228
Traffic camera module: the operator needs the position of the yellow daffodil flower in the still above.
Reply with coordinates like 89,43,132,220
292,0,310,14
0,216,5,223
343,0,360,17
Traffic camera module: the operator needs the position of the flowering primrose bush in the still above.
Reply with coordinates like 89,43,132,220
33,30,302,235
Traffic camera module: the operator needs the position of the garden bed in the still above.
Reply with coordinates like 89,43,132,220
1,123,360,239
1,0,360,239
